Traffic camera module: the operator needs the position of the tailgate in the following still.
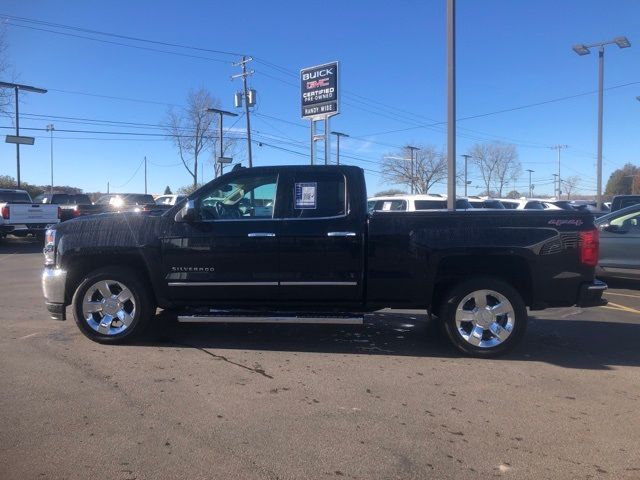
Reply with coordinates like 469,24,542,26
7,204,59,224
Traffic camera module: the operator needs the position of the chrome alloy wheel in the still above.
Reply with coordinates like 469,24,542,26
454,289,515,348
82,279,136,336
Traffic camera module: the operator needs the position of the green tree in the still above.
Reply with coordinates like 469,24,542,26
177,183,202,195
605,163,639,195
164,186,172,195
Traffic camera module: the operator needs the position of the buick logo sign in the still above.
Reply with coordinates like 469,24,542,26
300,61,339,119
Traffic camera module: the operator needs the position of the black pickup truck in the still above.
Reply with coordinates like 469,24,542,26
42,165,606,356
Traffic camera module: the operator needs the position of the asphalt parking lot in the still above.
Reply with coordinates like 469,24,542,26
1,236,639,480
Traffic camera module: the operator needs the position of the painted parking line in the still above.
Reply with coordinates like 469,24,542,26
605,291,640,300
602,302,640,315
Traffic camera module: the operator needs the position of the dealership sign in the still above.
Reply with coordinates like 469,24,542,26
300,61,339,119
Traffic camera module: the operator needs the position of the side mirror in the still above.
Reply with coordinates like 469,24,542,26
174,200,196,223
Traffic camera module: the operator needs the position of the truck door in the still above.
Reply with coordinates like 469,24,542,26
161,170,281,302
278,170,364,303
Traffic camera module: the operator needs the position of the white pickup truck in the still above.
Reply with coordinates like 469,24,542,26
0,188,60,239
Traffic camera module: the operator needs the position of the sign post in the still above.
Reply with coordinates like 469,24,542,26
301,61,340,165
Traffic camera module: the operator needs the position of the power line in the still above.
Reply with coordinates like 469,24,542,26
4,21,234,64
2,14,244,55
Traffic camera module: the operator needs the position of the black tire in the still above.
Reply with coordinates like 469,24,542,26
72,266,154,344
440,277,527,357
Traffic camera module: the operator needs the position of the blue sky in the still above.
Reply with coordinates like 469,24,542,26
0,0,639,196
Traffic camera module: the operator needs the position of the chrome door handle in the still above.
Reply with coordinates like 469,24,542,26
327,232,357,237
248,232,276,238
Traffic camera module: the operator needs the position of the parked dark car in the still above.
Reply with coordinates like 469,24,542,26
595,203,640,279
42,165,606,357
610,195,640,212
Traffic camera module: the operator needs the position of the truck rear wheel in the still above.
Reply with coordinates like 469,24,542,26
72,266,154,344
440,277,527,357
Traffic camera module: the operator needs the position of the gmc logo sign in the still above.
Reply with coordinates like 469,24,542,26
306,78,329,89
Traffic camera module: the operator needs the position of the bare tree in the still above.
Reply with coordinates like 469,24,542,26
469,142,521,198
165,88,220,188
381,145,447,194
562,175,580,199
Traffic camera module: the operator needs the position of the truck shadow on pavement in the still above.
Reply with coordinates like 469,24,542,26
0,237,43,254
140,311,640,371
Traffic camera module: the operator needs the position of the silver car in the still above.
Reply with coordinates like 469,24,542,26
595,203,640,279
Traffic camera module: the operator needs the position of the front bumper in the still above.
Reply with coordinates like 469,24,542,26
576,279,608,308
42,267,68,320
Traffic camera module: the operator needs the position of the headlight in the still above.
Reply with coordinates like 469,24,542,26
43,228,56,266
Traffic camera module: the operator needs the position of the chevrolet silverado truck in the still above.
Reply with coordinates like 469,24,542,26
41,165,606,356
1,188,60,238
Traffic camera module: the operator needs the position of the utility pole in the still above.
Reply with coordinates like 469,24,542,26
526,169,534,197
552,174,558,197
46,124,55,195
0,82,47,188
330,131,349,165
107,181,110,194
446,0,457,210
406,146,420,194
461,154,471,197
144,156,147,194
232,56,255,167
550,145,568,198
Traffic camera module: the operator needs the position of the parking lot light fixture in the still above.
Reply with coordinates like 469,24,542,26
572,36,631,211
614,36,631,49
572,44,590,56
0,81,47,188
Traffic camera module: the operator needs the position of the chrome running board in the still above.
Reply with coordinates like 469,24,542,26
177,313,364,325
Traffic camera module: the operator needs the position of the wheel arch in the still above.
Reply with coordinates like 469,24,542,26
430,254,533,315
64,253,158,306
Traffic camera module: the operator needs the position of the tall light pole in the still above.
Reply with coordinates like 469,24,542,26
207,107,238,176
572,36,631,210
406,146,420,194
550,144,568,198
461,154,471,197
0,81,47,187
526,169,534,197
446,0,457,211
46,124,55,195
330,131,349,165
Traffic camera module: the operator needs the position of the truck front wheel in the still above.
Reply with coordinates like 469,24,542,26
72,266,154,344
440,277,527,357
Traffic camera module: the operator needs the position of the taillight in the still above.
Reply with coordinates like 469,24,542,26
1,205,8,219
580,229,599,266
57,206,62,219
73,207,81,217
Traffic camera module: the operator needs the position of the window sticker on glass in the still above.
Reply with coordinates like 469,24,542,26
295,182,317,209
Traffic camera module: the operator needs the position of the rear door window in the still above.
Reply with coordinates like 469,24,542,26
414,200,446,209
0,192,32,203
286,172,346,218
525,201,545,210
372,199,407,211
